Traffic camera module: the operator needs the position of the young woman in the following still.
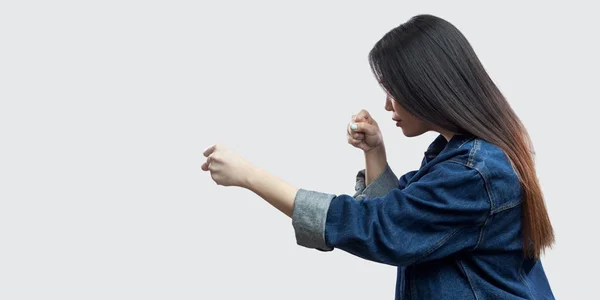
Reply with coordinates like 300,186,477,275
201,14,555,299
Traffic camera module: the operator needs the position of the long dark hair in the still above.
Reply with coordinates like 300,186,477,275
368,14,554,258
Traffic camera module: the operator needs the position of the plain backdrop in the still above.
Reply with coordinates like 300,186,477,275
1,0,598,299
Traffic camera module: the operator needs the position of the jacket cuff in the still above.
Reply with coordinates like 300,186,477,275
353,163,399,200
291,189,335,251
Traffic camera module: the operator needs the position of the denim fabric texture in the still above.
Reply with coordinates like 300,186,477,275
291,133,554,299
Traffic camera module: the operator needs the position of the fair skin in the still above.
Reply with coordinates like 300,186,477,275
201,94,456,218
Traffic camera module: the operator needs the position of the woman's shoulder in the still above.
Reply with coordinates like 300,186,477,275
443,137,523,210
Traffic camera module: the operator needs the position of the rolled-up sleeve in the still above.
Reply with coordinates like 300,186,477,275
353,163,400,200
291,189,335,251
291,162,491,266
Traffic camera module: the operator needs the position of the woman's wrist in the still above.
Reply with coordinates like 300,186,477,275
364,143,388,185
245,166,298,218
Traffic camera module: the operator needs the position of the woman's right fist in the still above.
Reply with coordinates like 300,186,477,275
346,109,384,153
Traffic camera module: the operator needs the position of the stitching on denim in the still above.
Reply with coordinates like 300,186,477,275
458,260,480,300
519,263,537,300
491,200,522,214
472,165,495,210
445,160,494,217
458,136,476,149
408,225,469,265
467,139,479,167
410,267,416,300
473,214,490,250
408,160,491,263
448,158,468,166
445,160,493,249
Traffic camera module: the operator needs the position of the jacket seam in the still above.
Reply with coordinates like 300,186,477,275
409,267,416,300
448,158,465,165
458,136,476,149
445,160,493,215
404,160,491,263
444,160,493,249
408,225,470,265
462,140,496,209
472,166,496,210
467,139,479,167
472,166,493,249
491,200,521,214
519,264,537,300
473,214,489,250
457,260,480,300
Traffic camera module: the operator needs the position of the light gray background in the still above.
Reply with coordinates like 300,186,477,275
1,1,598,299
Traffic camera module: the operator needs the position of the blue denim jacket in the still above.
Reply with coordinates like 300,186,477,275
292,134,554,299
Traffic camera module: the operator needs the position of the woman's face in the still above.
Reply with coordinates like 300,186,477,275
385,95,431,137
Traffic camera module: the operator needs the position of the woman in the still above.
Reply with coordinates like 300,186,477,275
201,14,555,299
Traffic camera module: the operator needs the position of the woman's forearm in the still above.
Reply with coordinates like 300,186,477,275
364,144,388,186
245,167,298,218
241,145,387,217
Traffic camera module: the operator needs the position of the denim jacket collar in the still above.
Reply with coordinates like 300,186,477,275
425,133,475,161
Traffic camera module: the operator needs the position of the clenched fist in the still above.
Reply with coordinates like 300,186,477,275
201,144,257,188
346,109,384,153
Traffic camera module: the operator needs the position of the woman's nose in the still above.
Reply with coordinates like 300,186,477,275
384,99,393,111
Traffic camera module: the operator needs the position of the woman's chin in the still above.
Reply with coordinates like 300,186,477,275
400,127,426,138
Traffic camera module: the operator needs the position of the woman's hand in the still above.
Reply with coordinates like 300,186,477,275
347,109,384,153
201,144,298,217
201,144,257,188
